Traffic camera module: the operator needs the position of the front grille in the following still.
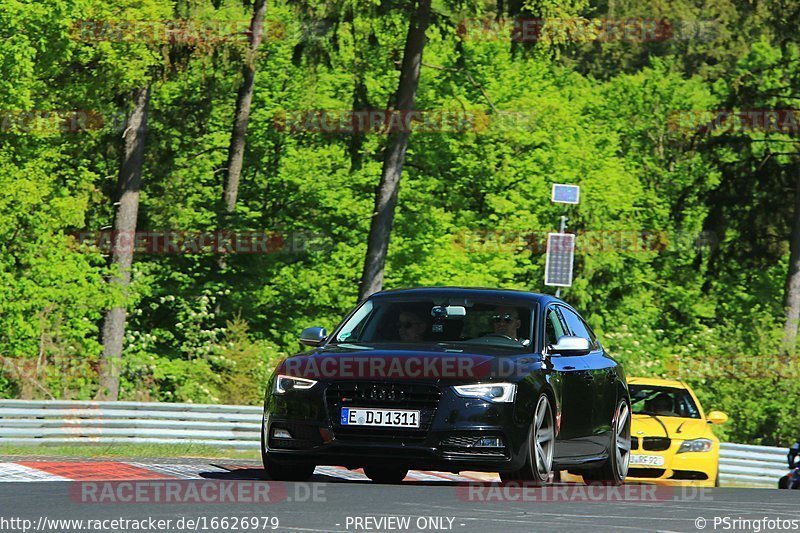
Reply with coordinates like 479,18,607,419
326,382,441,444
443,449,507,457
441,435,479,448
628,468,666,478
671,470,709,480
270,437,313,450
631,437,639,450
643,437,671,451
439,434,509,458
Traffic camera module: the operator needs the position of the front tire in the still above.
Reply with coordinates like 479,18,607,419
500,393,554,483
261,417,315,481
583,399,630,486
263,456,315,481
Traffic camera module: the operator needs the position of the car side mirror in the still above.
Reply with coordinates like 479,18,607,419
547,335,591,356
706,410,728,425
299,326,327,347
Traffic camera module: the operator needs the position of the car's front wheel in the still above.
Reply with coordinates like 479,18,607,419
260,418,315,481
500,393,554,483
583,399,630,485
262,456,316,481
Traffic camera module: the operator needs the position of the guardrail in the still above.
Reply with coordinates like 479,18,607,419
719,442,788,488
0,400,791,488
0,399,261,449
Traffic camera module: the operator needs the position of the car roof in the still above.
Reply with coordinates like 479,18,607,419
628,376,690,390
370,286,557,304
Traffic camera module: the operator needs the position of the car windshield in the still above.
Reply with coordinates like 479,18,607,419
629,385,701,419
332,298,533,350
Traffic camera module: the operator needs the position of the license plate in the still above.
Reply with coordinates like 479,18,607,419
630,454,665,466
341,407,420,428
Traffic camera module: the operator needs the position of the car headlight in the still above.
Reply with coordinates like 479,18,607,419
453,383,516,403
274,374,317,394
677,438,713,453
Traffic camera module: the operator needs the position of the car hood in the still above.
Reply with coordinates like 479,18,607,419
631,414,714,441
275,344,541,383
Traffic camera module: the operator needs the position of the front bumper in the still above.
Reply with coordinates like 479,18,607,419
263,380,530,473
624,438,719,487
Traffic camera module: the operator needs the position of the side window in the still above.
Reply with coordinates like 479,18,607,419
559,307,593,348
336,301,374,342
544,307,567,346
581,318,601,351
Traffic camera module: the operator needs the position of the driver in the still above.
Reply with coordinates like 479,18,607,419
397,311,427,342
492,306,521,340
646,393,676,416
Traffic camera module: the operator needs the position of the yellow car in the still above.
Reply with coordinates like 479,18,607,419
623,377,728,487
562,377,728,486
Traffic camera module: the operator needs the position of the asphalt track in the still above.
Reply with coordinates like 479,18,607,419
0,458,796,533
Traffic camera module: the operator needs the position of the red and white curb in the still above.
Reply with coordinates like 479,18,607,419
0,461,498,483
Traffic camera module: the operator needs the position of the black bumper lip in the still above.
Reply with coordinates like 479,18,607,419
265,441,523,472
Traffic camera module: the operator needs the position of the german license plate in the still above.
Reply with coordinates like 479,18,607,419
630,454,665,466
341,407,420,428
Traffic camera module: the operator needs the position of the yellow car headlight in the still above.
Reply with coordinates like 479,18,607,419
677,438,713,453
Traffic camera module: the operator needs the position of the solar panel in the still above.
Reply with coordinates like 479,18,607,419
551,184,580,204
545,233,575,287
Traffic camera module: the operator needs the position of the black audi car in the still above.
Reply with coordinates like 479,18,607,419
262,287,630,484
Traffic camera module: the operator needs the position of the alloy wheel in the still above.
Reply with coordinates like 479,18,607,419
533,394,555,480
614,401,631,480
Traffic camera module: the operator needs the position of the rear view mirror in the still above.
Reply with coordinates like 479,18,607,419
706,410,728,425
548,335,591,356
431,305,467,318
299,326,327,347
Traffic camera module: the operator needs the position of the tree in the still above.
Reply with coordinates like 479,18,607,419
222,0,268,215
358,0,432,300
784,167,800,352
97,86,151,400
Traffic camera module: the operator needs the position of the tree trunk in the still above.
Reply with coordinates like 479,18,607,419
358,0,431,300
348,78,369,172
96,86,150,400
222,0,267,213
783,170,800,353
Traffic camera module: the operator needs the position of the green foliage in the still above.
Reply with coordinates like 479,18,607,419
0,0,798,446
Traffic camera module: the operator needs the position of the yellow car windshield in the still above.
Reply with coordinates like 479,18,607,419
630,385,701,418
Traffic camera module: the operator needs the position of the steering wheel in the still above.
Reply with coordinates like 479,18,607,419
483,333,516,341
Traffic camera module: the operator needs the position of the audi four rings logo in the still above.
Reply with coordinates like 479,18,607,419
357,385,405,402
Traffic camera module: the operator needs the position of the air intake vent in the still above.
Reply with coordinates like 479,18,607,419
642,437,670,451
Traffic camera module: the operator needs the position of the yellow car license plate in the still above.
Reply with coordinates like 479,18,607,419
630,454,665,466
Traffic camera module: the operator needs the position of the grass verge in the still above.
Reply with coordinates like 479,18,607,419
0,442,260,460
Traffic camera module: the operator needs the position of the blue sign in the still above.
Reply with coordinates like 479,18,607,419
552,184,580,204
